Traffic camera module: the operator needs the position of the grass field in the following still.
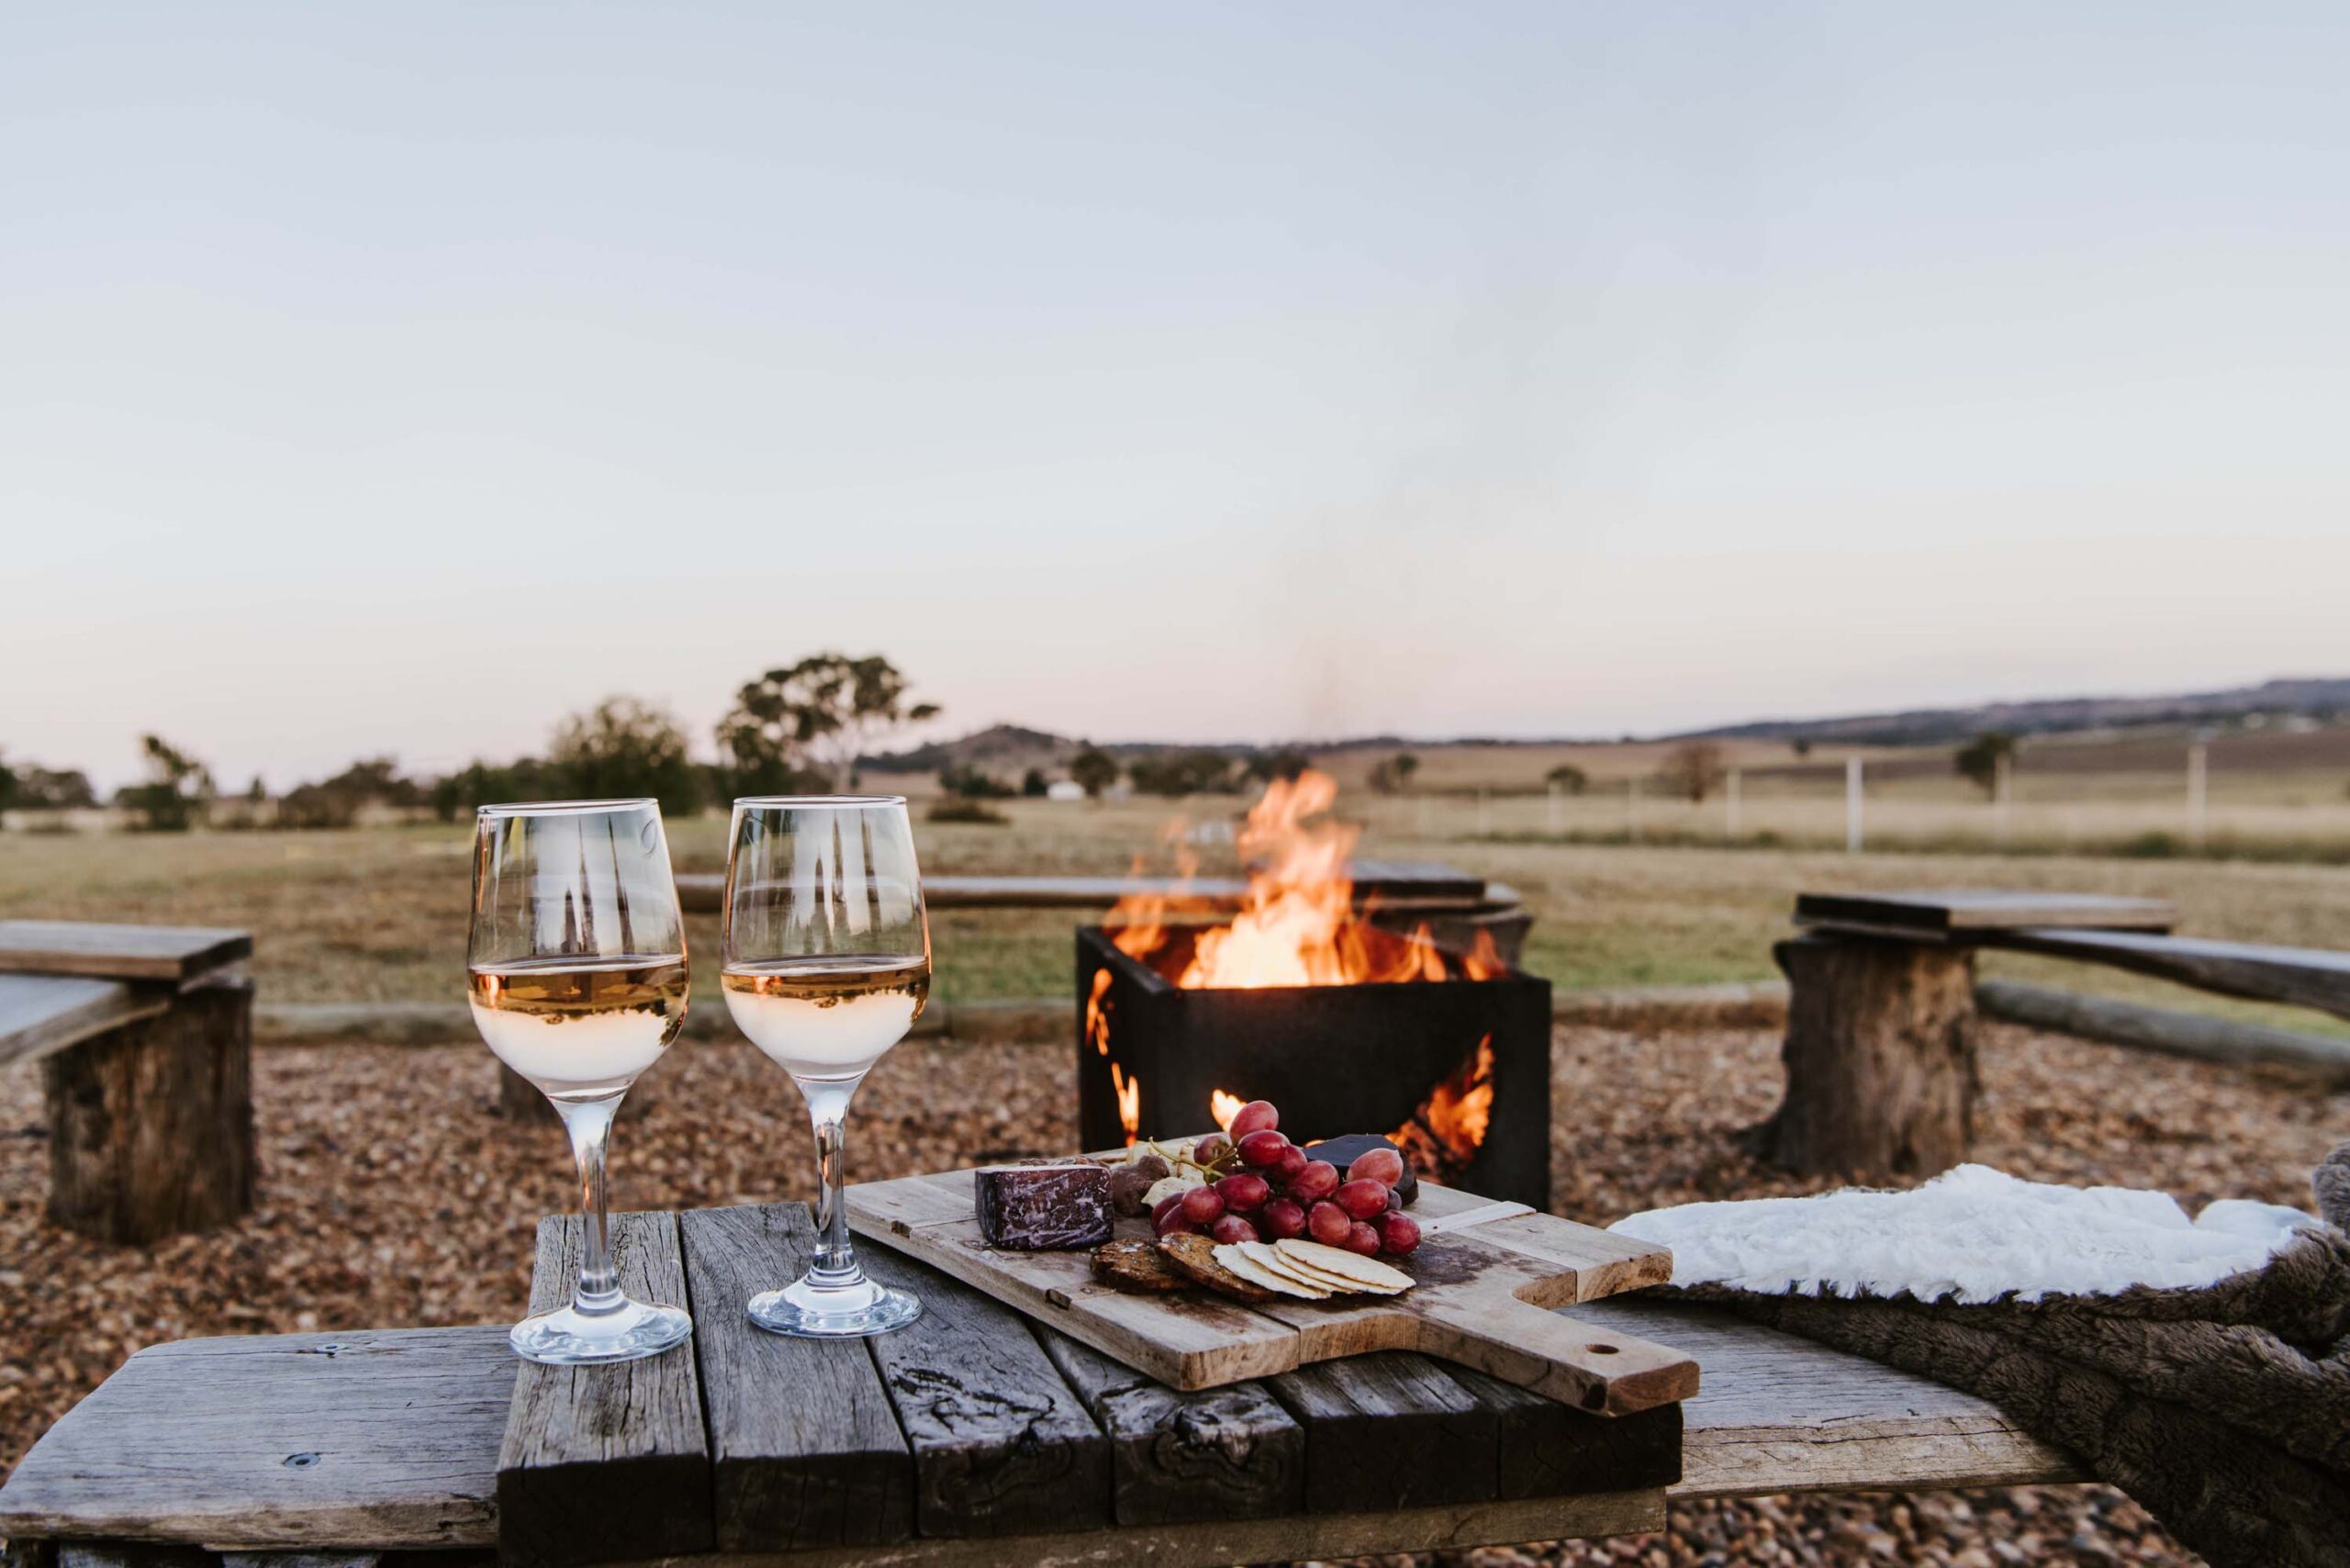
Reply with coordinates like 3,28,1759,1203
6,797,2349,1038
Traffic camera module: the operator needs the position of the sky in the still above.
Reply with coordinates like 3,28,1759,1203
5,3,2349,790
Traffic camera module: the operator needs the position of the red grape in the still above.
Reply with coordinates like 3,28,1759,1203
1237,1130,1291,1168
1154,1206,1194,1238
1272,1144,1310,1184
1228,1100,1280,1139
1385,1187,1403,1211
1259,1198,1307,1240
1288,1159,1340,1203
1192,1134,1233,1169
1346,1148,1405,1189
1335,1179,1390,1221
1209,1214,1259,1247
1149,1192,1186,1228
1375,1210,1420,1256
1307,1200,1352,1246
1214,1172,1270,1213
1344,1221,1382,1256
1181,1186,1225,1226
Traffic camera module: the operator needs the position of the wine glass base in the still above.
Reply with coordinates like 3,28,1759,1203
510,1298,693,1364
748,1277,922,1338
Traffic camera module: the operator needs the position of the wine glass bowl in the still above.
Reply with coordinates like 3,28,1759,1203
468,799,694,1364
723,795,930,1338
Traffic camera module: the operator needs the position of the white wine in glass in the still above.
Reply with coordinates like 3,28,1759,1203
469,799,694,1364
722,795,930,1338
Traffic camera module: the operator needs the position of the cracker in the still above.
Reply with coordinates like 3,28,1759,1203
1274,1238,1413,1294
1091,1238,1188,1294
1218,1242,1334,1299
1157,1232,1276,1304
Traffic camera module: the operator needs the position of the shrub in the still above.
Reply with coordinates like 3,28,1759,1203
927,797,1009,825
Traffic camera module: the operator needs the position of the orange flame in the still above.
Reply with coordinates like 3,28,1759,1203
1209,1089,1244,1132
1110,1062,1142,1147
1085,967,1113,1055
1107,769,1490,990
1391,1034,1494,1184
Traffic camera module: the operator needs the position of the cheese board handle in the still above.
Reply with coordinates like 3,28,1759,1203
1411,1295,1699,1416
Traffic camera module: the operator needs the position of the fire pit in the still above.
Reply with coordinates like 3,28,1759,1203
1076,773,1553,1208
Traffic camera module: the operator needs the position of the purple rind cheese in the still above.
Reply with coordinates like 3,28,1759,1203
973,1161,1113,1250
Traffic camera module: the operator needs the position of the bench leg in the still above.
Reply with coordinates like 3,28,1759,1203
44,979,256,1243
1758,935,1977,1179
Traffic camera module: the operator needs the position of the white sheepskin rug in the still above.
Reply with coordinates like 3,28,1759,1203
1608,1163,2320,1302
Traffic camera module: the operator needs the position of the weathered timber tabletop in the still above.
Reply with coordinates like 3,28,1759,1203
0,1203,2080,1568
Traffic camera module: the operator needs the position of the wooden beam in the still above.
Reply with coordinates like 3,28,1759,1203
1263,1351,1497,1515
1794,890,2175,940
1977,925,2350,1023
676,1205,913,1551
0,922,252,985
0,975,170,1070
672,869,1497,918
499,1213,711,1568
0,1327,510,1549
1976,979,2350,1083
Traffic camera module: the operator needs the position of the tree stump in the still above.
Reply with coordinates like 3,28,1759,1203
1758,935,1978,1179
44,979,255,1243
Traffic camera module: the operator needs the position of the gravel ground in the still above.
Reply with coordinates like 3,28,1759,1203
6,1021,2344,1565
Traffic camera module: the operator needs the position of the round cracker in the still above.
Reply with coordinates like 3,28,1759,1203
1158,1232,1275,1304
1215,1243,1333,1299
1274,1238,1414,1294
1234,1240,1356,1296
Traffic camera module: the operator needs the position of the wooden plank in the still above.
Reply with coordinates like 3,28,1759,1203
1263,1352,1496,1514
1571,1300,2082,1496
851,1166,1694,1414
0,974,169,1069
1033,1329,1304,1527
499,1212,710,1568
1442,1364,1683,1499
676,1204,914,1551
0,1327,510,1550
55,1548,213,1568
1977,978,2350,1083
1977,925,2350,1023
593,1486,1665,1568
1793,889,2175,939
0,921,251,984
855,1245,1112,1539
220,1552,383,1568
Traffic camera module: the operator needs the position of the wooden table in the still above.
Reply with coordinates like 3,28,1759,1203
0,1204,2079,1568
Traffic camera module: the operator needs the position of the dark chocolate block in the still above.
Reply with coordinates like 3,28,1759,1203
1301,1135,1419,1206
974,1162,1113,1250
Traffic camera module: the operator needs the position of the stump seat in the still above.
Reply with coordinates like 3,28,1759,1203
0,921,255,1243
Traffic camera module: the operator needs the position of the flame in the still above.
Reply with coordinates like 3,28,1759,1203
1392,1034,1495,1184
1085,967,1113,1055
1110,1062,1141,1147
1209,1089,1244,1132
1107,769,1490,990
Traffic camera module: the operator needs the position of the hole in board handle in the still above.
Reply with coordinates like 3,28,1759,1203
1585,1343,1619,1355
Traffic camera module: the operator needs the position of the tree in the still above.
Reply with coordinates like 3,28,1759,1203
1791,736,1813,758
1657,741,1726,804
1127,750,1237,798
430,757,555,823
938,763,1015,800
1368,752,1421,795
0,755,15,825
1067,745,1119,800
1545,762,1589,795
716,653,939,793
547,698,702,818
1954,731,2016,799
1021,767,1049,798
1244,748,1312,785
119,734,214,832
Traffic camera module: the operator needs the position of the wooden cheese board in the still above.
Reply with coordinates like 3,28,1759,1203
847,1151,1699,1417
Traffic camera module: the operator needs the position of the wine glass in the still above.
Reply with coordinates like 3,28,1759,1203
722,795,930,1338
468,798,694,1364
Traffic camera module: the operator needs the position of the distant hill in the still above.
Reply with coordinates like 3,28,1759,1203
860,723,1075,774
1679,678,2350,747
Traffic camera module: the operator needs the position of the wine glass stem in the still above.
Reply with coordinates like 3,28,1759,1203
556,1097,624,1316
802,1079,864,1284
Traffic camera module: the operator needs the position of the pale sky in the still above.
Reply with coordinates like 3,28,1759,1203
6,4,2348,790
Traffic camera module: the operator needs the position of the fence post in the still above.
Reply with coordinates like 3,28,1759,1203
1725,767,1741,839
1845,756,1864,853
2188,740,2209,850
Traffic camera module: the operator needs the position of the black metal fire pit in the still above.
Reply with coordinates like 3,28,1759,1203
1076,924,1553,1207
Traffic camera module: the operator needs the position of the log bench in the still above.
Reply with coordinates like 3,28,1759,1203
1760,888,2350,1176
0,921,255,1243
0,1201,2078,1568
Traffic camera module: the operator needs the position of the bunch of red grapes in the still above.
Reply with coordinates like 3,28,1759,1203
1149,1099,1421,1259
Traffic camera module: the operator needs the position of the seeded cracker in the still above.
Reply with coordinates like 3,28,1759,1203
1091,1238,1188,1294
